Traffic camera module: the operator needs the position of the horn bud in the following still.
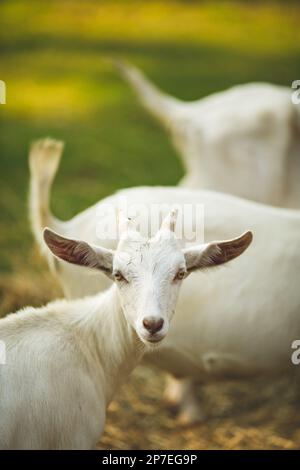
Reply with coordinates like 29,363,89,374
160,208,178,233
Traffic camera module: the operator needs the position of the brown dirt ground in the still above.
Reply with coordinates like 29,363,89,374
100,366,300,450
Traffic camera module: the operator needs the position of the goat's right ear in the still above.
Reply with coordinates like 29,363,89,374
43,228,114,277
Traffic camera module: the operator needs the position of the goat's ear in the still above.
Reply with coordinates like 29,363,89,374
183,231,253,273
43,228,114,276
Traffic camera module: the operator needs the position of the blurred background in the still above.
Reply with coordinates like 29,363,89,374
1,0,300,449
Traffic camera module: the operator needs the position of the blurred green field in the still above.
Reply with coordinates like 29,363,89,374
1,0,300,449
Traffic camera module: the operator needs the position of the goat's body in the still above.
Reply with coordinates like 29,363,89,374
0,288,142,449
117,62,300,208
28,139,300,382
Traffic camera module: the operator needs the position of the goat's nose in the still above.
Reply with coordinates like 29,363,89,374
143,317,164,334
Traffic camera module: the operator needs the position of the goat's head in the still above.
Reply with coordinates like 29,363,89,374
43,211,252,346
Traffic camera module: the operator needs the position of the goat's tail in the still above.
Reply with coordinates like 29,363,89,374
29,138,64,253
113,59,183,130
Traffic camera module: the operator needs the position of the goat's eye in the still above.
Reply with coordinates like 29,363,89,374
113,271,127,282
174,270,186,282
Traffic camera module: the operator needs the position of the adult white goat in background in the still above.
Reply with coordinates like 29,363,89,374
115,60,300,208
29,139,300,423
0,211,250,449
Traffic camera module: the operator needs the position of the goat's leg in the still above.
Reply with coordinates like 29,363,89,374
164,375,207,424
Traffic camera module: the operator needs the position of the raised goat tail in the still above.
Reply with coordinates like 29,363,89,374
113,58,182,129
29,138,64,253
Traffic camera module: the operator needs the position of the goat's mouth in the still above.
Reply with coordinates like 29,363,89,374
139,333,166,346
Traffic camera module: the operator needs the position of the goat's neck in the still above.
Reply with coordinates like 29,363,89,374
80,284,145,405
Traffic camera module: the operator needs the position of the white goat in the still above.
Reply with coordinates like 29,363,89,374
115,60,300,208
29,139,300,424
0,208,250,449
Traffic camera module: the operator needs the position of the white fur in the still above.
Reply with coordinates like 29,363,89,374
0,287,141,449
115,60,300,208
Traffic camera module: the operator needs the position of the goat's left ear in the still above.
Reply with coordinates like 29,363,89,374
43,228,114,277
183,231,253,273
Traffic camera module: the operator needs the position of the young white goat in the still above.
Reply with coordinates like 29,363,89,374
0,209,250,449
29,139,300,424
115,60,300,208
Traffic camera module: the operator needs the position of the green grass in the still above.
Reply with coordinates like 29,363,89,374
0,0,300,314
